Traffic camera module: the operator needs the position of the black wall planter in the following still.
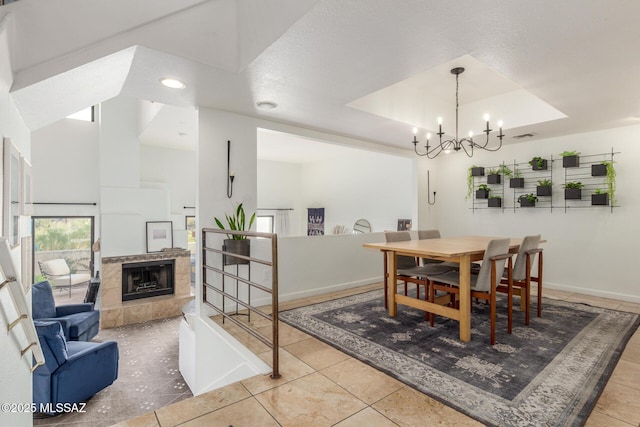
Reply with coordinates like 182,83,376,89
476,189,490,199
487,174,501,184
562,155,580,168
564,188,582,199
471,167,485,176
591,193,609,205
223,239,250,265
591,164,607,176
509,178,524,188
537,186,552,196
532,159,548,170
519,198,536,207
488,198,502,207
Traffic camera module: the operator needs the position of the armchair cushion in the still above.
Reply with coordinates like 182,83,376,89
32,281,100,341
39,259,70,276
33,320,119,414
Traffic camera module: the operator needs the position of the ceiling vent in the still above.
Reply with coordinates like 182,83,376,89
513,133,535,139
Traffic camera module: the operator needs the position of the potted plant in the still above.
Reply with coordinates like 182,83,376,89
603,161,616,206
476,184,490,199
518,193,538,207
560,150,580,168
214,203,256,265
591,188,609,206
529,156,548,170
488,196,502,207
591,163,607,176
564,181,584,199
509,169,524,188
466,166,483,200
487,168,501,184
536,179,552,196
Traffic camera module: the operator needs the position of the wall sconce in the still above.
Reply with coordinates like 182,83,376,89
227,140,234,198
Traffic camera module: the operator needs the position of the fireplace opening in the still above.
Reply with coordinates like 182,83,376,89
122,259,175,301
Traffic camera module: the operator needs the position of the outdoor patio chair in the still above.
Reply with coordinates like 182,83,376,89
38,258,91,298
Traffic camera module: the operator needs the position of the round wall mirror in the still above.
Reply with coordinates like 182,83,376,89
353,219,371,233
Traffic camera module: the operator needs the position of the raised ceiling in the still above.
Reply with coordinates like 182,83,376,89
3,0,640,152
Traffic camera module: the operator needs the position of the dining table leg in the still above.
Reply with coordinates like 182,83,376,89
458,254,471,341
388,251,397,317
383,251,388,309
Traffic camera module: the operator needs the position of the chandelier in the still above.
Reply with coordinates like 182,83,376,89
412,67,504,158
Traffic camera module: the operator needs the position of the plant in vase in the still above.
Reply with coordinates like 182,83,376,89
509,168,524,188
518,193,538,207
488,195,502,207
560,150,580,168
592,188,609,206
476,184,491,199
536,179,552,196
603,161,616,205
214,203,256,265
466,166,483,200
529,156,548,170
486,168,501,184
564,181,584,199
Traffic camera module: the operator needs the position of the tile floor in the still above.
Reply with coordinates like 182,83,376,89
111,283,640,427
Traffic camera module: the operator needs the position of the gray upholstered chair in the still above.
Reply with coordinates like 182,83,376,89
429,238,513,345
498,234,543,326
384,231,456,307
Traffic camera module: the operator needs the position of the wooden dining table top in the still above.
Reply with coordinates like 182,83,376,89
363,235,527,259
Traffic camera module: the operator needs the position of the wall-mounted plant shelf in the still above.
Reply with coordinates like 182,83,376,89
591,193,609,205
509,178,524,188
471,167,485,176
591,164,607,176
562,155,580,168
564,188,582,199
488,197,502,208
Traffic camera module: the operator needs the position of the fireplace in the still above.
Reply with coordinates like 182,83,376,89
122,259,175,301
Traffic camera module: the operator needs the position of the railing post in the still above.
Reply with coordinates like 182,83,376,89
271,235,280,379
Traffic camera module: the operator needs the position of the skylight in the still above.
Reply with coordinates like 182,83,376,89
66,106,94,122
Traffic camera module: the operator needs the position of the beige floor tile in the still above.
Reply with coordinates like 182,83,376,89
566,294,623,310
585,410,636,427
333,407,399,427
255,372,367,427
179,397,279,427
609,359,640,391
321,358,404,405
256,322,310,346
241,348,315,395
373,386,482,426
233,330,272,353
109,412,159,427
154,381,250,426
595,381,640,424
285,337,350,370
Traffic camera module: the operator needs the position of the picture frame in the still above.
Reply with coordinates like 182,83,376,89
19,156,33,216
3,137,21,248
146,221,173,253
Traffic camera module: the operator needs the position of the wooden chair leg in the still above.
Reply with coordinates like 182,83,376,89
429,284,435,327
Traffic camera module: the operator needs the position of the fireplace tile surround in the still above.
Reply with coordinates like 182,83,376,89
100,249,193,328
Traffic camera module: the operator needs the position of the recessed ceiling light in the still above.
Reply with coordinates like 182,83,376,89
160,78,186,89
256,101,278,110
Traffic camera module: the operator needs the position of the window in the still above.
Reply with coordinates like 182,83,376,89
66,106,95,122
256,215,274,233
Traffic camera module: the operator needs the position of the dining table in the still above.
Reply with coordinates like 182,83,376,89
363,235,528,342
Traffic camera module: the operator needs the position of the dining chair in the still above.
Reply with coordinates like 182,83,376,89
429,238,513,345
497,234,543,327
384,231,457,308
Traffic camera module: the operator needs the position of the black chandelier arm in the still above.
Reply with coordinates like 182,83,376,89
470,131,505,152
413,139,446,158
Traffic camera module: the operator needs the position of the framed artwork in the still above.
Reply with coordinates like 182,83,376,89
397,219,412,231
20,156,33,216
3,138,21,247
146,221,173,253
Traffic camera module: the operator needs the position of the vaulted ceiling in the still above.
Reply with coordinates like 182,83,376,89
2,0,640,152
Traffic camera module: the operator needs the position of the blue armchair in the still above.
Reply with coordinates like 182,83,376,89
32,280,100,341
33,320,118,414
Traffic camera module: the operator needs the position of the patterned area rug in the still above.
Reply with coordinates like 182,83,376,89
280,289,640,427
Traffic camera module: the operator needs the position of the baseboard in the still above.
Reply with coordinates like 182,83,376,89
543,281,640,304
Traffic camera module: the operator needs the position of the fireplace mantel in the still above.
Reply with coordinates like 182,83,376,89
100,249,193,328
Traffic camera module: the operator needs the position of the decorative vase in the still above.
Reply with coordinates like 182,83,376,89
223,239,250,265
509,178,524,188
562,155,579,168
487,174,501,184
537,186,552,196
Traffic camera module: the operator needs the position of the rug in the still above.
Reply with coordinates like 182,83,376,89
280,289,640,427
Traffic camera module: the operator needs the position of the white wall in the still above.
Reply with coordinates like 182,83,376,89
419,124,640,301
257,160,303,235
0,13,34,427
